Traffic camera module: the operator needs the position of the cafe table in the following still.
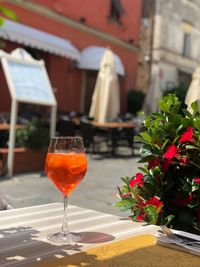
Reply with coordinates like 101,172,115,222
0,124,24,131
0,203,199,267
91,121,138,156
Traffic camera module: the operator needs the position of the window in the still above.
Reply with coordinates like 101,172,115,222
182,22,193,57
109,0,126,24
183,32,191,57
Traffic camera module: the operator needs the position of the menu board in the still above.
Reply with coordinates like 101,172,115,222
6,60,55,104
0,48,57,177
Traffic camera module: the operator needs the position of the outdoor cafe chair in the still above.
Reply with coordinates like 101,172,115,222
80,118,109,154
111,117,135,156
56,117,76,137
115,127,135,156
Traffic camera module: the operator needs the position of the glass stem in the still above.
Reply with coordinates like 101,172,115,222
61,196,70,235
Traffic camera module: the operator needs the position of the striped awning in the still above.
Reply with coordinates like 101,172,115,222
0,19,80,60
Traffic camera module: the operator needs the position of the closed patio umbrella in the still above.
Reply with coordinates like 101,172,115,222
143,63,162,114
89,48,120,122
185,66,200,112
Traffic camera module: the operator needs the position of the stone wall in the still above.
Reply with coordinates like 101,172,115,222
137,0,200,94
136,0,155,93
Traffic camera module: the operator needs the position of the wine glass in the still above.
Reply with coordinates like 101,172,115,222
45,136,87,243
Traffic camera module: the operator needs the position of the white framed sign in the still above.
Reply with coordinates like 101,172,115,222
1,49,56,105
0,48,57,177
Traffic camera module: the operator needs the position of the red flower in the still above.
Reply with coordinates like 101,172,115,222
180,157,189,166
144,197,163,211
179,127,194,143
136,212,146,221
148,158,160,170
194,178,200,184
164,144,179,160
174,193,193,207
129,173,144,187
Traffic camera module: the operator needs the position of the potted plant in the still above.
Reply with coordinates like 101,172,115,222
116,94,200,234
0,117,49,175
16,117,49,150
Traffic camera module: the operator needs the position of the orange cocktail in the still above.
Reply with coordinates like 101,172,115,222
45,136,87,243
45,152,87,196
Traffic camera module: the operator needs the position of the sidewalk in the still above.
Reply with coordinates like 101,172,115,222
0,149,141,216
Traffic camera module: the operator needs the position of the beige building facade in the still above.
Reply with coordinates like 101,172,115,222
137,0,200,112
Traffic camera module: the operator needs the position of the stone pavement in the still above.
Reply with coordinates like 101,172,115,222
0,148,142,216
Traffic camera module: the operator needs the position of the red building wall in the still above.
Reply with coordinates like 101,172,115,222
33,0,141,45
1,1,142,114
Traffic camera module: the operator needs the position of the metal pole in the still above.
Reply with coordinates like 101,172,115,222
50,105,57,138
7,99,18,177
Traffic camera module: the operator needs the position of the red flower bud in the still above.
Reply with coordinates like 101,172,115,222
180,157,188,166
194,178,200,184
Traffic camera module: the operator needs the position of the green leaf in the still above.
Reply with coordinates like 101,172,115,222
145,116,151,128
159,99,170,112
163,215,175,225
143,175,158,195
183,109,193,119
121,176,131,185
191,101,199,113
188,202,199,208
173,114,182,126
129,214,137,221
115,198,136,211
156,204,163,214
134,136,148,144
161,139,169,150
185,145,199,150
176,124,183,133
0,7,18,21
191,185,199,192
143,205,158,224
138,155,157,163
193,117,200,131
151,113,165,120
139,132,152,143
138,167,149,174
181,118,192,128
0,17,4,26
115,200,131,211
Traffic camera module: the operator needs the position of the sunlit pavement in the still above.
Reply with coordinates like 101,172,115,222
0,147,141,216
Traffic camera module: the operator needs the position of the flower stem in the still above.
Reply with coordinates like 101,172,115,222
190,161,200,168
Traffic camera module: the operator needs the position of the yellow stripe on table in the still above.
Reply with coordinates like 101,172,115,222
36,234,200,267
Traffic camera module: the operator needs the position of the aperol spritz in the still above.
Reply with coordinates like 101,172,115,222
45,136,87,243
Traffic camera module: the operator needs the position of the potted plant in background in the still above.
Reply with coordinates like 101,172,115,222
0,117,49,174
127,90,145,115
116,94,200,234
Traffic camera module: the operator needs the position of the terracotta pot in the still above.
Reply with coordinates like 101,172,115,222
0,148,47,174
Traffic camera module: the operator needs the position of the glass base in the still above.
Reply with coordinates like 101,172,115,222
47,231,81,243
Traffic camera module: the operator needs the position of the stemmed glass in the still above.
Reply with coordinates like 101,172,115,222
45,136,87,243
